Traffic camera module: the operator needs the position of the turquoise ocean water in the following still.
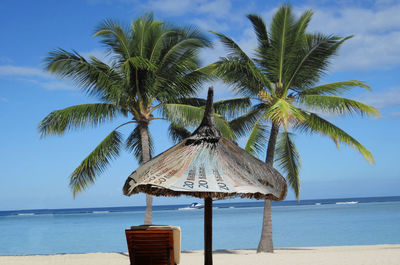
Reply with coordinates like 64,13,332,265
0,196,399,255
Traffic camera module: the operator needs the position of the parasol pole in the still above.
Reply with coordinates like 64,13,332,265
204,197,213,265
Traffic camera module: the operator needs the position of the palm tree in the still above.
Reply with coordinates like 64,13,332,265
211,5,380,252
38,14,211,224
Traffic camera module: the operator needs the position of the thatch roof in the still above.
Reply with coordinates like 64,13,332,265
123,88,287,201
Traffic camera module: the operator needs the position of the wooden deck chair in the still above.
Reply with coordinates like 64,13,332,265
125,225,181,265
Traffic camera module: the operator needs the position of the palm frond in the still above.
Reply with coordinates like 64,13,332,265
213,58,271,96
264,99,305,128
247,14,269,53
295,112,374,163
275,132,301,200
44,49,124,101
94,19,131,59
213,97,251,117
211,31,252,60
70,130,122,196
268,4,295,86
301,95,380,116
162,103,204,127
299,80,371,95
286,34,352,90
162,103,236,139
214,113,236,140
244,117,269,157
39,103,121,137
229,103,267,137
168,123,192,144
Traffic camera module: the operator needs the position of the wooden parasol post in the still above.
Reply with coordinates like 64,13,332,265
204,197,213,265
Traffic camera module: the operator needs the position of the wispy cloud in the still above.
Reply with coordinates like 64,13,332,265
28,79,76,91
359,88,400,109
146,0,232,17
0,65,76,91
0,65,50,78
303,3,400,72
387,111,400,119
143,0,248,33
357,87,400,119
0,56,13,63
0,48,110,92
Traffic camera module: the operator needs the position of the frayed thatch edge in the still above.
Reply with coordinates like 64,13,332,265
123,182,287,201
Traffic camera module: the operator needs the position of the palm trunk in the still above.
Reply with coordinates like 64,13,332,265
139,123,153,225
257,121,279,253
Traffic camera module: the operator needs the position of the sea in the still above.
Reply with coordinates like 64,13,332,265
0,196,399,256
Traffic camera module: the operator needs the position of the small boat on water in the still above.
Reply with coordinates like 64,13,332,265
190,202,204,209
178,202,204,210
336,201,359,205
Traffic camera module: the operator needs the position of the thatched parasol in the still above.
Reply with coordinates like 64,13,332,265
123,87,287,265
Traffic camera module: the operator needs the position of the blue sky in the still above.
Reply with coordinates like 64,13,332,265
0,0,399,210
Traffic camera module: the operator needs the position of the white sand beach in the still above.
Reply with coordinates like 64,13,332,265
1,244,399,265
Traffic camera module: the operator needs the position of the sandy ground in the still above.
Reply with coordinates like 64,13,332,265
1,245,399,265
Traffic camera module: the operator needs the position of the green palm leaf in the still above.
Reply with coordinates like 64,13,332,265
268,5,295,86
213,97,251,117
287,34,352,90
264,98,305,127
247,14,269,52
275,132,301,200
162,103,236,139
299,80,371,95
70,130,122,196
301,95,380,116
45,49,124,99
94,19,131,59
168,123,192,144
296,112,374,163
39,103,121,137
213,58,271,96
229,103,266,137
244,117,269,157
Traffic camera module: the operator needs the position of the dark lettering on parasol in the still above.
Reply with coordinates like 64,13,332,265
183,168,196,189
198,165,208,189
213,168,229,191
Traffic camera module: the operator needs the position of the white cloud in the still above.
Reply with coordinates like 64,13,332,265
147,0,232,17
0,65,50,78
199,39,222,63
0,56,13,63
0,49,108,92
0,65,76,91
196,0,232,18
387,111,400,119
146,0,238,33
190,18,229,32
303,3,400,72
359,87,400,109
40,81,76,91
331,32,400,71
146,0,196,16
